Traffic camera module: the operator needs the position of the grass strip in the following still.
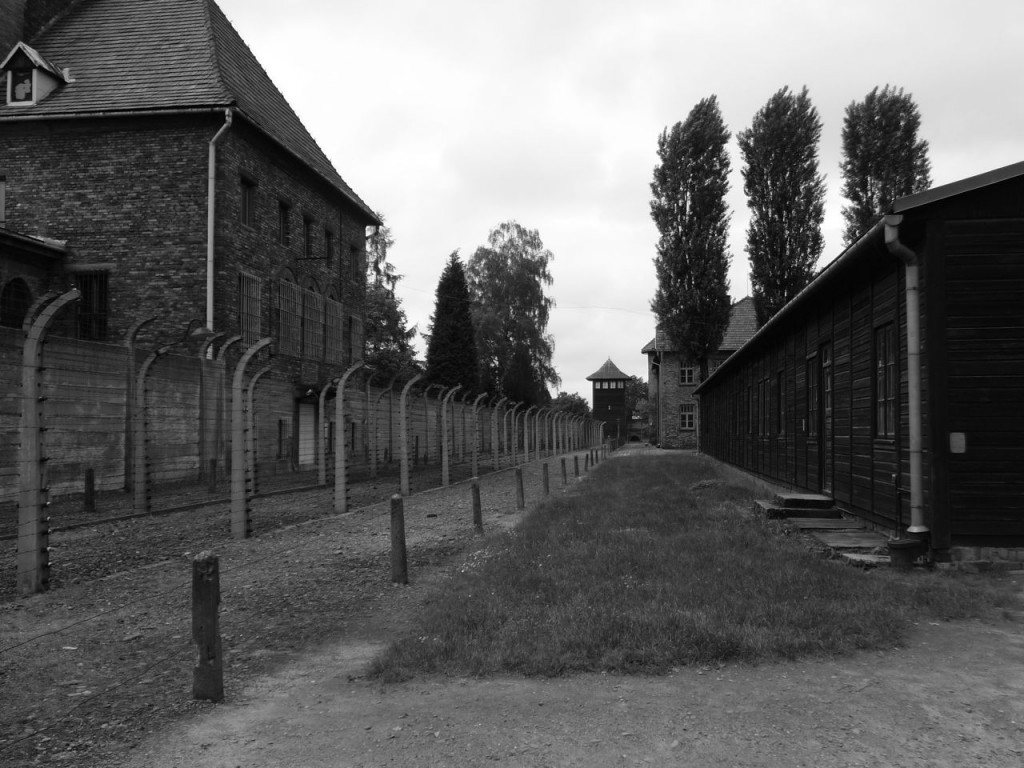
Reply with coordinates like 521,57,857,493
371,453,1020,681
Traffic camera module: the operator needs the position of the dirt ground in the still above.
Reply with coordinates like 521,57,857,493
5,449,1024,767
119,588,1024,768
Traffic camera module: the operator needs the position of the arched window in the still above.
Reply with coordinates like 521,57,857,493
0,278,32,328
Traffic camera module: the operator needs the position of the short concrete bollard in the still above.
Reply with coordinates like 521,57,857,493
192,551,224,702
560,457,567,485
542,463,550,496
472,478,483,534
390,494,408,584
515,467,525,510
574,455,580,478
584,453,590,472
207,458,218,494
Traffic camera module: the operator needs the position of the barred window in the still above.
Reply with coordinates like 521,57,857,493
325,296,343,364
277,279,302,356
238,271,262,346
75,270,109,341
302,287,324,361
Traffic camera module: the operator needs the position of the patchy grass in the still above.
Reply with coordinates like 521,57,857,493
370,454,1020,681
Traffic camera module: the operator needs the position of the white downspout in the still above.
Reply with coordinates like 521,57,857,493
884,214,928,534
207,109,233,331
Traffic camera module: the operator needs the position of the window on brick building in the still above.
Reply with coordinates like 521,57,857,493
303,217,314,258
302,287,324,361
278,201,291,245
680,366,695,385
324,229,334,261
0,175,6,226
74,270,109,341
325,295,343,364
0,277,31,328
240,177,256,227
680,403,695,431
277,278,302,356
238,271,262,345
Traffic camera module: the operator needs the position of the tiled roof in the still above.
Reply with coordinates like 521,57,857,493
0,0,377,222
719,296,757,351
586,358,631,381
644,297,758,355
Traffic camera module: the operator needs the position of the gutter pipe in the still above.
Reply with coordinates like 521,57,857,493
207,108,233,332
883,214,928,535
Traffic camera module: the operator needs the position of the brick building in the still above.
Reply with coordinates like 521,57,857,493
642,297,757,449
0,0,378,375
0,0,380,476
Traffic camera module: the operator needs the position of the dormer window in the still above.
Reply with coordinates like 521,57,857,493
1,43,66,106
10,69,33,102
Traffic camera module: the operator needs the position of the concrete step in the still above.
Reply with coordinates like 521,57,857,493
789,518,867,531
753,500,842,519
810,530,889,551
773,492,835,510
839,552,891,568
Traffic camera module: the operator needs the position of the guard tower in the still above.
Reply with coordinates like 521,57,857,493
586,358,630,441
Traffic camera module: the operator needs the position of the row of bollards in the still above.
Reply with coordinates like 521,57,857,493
192,450,602,702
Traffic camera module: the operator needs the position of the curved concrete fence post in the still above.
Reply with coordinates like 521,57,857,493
246,364,273,496
124,316,159,492
230,337,273,539
318,379,338,488
333,361,365,514
399,375,424,496
17,289,80,595
471,393,487,478
440,385,463,486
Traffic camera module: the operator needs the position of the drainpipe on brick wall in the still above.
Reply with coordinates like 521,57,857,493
207,108,233,332
883,214,928,535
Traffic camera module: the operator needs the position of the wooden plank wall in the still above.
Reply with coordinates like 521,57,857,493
699,245,910,531
943,218,1024,540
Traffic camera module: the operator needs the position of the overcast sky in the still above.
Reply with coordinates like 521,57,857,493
218,0,1023,406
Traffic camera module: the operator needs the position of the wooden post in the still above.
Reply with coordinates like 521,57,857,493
84,468,96,514
390,494,408,584
542,462,549,496
515,467,525,510
472,478,483,534
192,551,224,702
561,457,567,485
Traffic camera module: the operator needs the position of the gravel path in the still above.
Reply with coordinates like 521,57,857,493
0,450,592,767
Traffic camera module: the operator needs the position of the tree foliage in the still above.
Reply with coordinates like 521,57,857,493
650,96,733,380
840,85,931,245
551,391,591,419
425,252,478,392
738,86,826,326
363,217,420,382
624,375,649,421
467,221,559,406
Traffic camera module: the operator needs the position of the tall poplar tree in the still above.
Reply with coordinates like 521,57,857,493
650,96,732,380
424,252,478,392
840,85,931,245
739,86,826,326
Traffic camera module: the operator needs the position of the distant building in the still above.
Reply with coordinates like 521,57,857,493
586,358,631,442
642,297,757,448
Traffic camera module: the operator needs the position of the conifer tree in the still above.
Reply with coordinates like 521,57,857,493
650,96,732,380
739,86,826,326
425,252,478,392
840,85,931,245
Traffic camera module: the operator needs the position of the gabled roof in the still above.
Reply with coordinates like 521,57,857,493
642,297,758,355
586,358,630,381
0,0,377,223
694,160,1024,394
0,42,65,81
